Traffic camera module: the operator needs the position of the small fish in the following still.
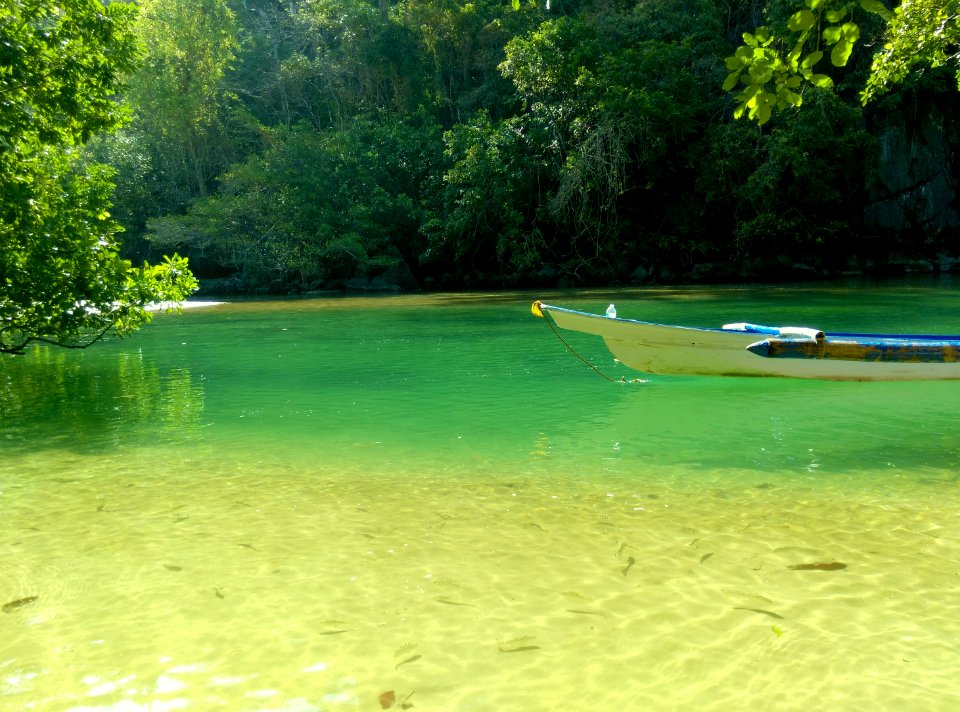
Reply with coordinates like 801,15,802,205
319,629,350,636
394,643,417,657
788,562,847,571
213,587,225,599
700,553,714,564
567,608,609,618
435,597,474,607
238,543,260,552
3,596,38,613
163,564,183,572
395,654,421,670
498,636,539,653
771,625,784,637
734,606,784,620
621,555,636,577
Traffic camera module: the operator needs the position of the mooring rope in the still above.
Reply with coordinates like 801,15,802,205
532,301,625,383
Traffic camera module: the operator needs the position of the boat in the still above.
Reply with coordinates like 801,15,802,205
531,301,960,381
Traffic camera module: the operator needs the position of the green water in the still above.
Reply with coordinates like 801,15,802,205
3,284,960,711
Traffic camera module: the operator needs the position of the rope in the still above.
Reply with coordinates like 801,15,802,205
535,302,624,383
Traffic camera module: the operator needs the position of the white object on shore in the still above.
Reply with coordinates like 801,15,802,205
145,300,225,312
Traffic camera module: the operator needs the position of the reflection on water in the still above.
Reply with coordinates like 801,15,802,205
1,348,204,453
2,283,960,710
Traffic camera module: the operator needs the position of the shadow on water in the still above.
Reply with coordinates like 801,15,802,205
593,376,960,478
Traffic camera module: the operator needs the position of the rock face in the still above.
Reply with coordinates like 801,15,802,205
864,91,960,237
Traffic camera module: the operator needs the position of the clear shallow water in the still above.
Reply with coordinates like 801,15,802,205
2,283,960,711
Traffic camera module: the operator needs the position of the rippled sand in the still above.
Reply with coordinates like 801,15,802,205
3,449,959,711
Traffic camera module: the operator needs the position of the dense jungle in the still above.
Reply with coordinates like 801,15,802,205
93,0,960,292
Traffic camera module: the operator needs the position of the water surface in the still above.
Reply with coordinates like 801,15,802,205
3,283,960,710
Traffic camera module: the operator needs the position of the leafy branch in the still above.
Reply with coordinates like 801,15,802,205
724,0,893,125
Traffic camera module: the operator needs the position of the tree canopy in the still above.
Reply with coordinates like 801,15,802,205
8,0,960,307
0,0,197,355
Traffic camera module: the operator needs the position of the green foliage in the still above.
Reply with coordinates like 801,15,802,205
1,0,197,355
729,90,874,264
70,0,960,293
124,0,240,200
724,0,891,124
422,112,549,282
862,0,960,103
148,113,442,288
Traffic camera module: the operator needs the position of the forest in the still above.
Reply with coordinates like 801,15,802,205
93,0,960,292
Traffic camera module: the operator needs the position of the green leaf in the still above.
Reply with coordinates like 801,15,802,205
748,64,774,83
785,76,802,88
742,32,758,48
831,38,853,66
809,73,835,88
826,8,847,23
801,50,824,69
511,0,520,10
722,71,741,91
738,84,762,105
787,40,805,64
755,27,773,45
751,101,772,125
805,0,824,10
859,0,893,22
842,22,860,42
823,27,842,45
788,10,816,32
725,55,745,71
785,90,803,107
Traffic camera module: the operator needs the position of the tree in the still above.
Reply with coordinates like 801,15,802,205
724,0,892,124
0,0,197,355
862,0,960,102
125,0,240,202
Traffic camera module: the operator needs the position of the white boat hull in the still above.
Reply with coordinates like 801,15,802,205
538,303,960,381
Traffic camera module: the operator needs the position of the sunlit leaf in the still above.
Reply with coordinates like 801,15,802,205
788,10,816,32
809,73,835,88
748,63,774,83
742,32,758,47
755,26,772,45
823,27,841,45
751,102,772,125
725,55,745,71
787,40,805,63
831,39,853,66
826,8,847,23
842,22,860,42
723,71,741,91
859,0,893,21
801,50,823,69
